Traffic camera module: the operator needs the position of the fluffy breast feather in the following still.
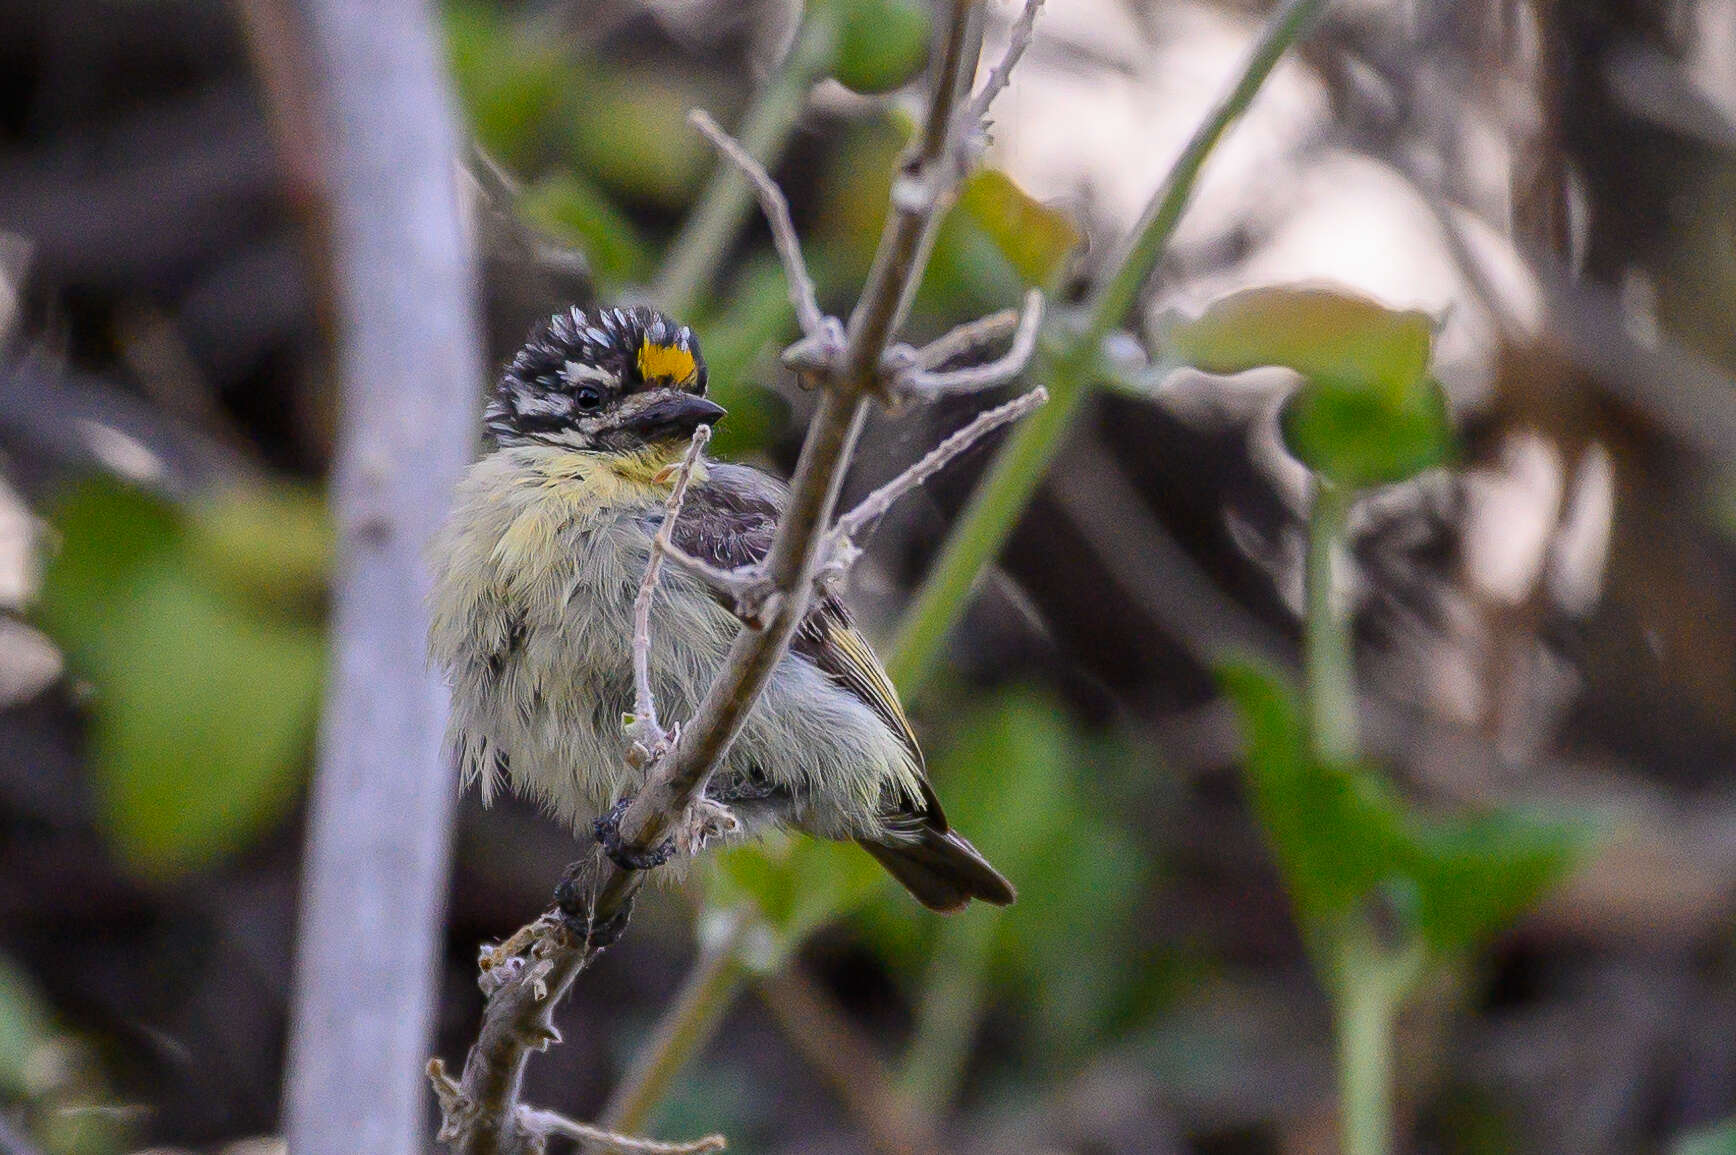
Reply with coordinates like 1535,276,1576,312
428,446,924,842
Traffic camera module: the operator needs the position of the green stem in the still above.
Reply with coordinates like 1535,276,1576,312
1304,479,1357,763
651,9,839,319
1337,964,1397,1155
596,907,753,1137
886,0,1327,694
897,907,1000,1115
1333,934,1424,1155
1080,0,1327,351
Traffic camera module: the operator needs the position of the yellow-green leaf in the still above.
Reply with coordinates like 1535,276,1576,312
1166,284,1434,400
956,168,1081,288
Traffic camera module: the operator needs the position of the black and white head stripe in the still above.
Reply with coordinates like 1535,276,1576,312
484,305,707,443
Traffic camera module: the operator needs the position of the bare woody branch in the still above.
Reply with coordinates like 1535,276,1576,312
435,3,1052,1151
895,289,1043,398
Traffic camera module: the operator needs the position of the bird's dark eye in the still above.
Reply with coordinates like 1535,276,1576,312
575,386,602,411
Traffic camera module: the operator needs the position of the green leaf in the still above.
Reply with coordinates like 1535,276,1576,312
1408,808,1591,955
827,0,932,95
1166,285,1453,488
1218,662,1409,930
1166,285,1434,393
1219,661,1586,956
36,481,325,879
183,484,331,613
1281,374,1454,489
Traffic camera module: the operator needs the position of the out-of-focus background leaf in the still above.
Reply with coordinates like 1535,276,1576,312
36,481,324,879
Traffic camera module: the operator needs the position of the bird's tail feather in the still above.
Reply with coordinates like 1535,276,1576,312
859,828,1016,912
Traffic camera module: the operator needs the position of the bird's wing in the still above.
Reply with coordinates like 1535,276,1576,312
671,464,938,819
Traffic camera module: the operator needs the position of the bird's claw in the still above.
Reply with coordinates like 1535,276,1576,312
677,797,739,857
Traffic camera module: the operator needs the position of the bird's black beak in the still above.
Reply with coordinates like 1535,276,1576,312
622,392,727,440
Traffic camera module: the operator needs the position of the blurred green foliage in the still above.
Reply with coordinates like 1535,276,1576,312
0,952,126,1154
1679,1121,1736,1155
35,480,326,879
822,0,932,95
1218,662,1586,960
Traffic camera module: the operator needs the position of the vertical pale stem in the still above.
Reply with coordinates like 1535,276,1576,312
1337,961,1399,1155
1304,479,1357,764
283,0,480,1152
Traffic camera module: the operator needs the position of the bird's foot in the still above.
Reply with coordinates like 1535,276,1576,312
592,797,677,871
676,797,739,857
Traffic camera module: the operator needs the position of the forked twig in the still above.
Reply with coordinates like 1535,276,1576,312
429,1060,725,1154
896,289,1044,397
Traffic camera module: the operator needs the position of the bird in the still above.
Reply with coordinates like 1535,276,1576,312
428,304,1015,912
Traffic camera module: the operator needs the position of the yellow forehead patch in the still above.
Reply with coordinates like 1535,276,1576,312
637,340,698,386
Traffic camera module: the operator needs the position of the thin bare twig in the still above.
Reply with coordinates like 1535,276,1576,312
908,306,1020,371
825,387,1049,566
960,0,1045,134
688,109,826,343
520,1109,725,1154
660,546,767,612
896,289,1043,397
630,426,714,743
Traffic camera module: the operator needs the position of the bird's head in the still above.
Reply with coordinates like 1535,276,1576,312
486,305,725,453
